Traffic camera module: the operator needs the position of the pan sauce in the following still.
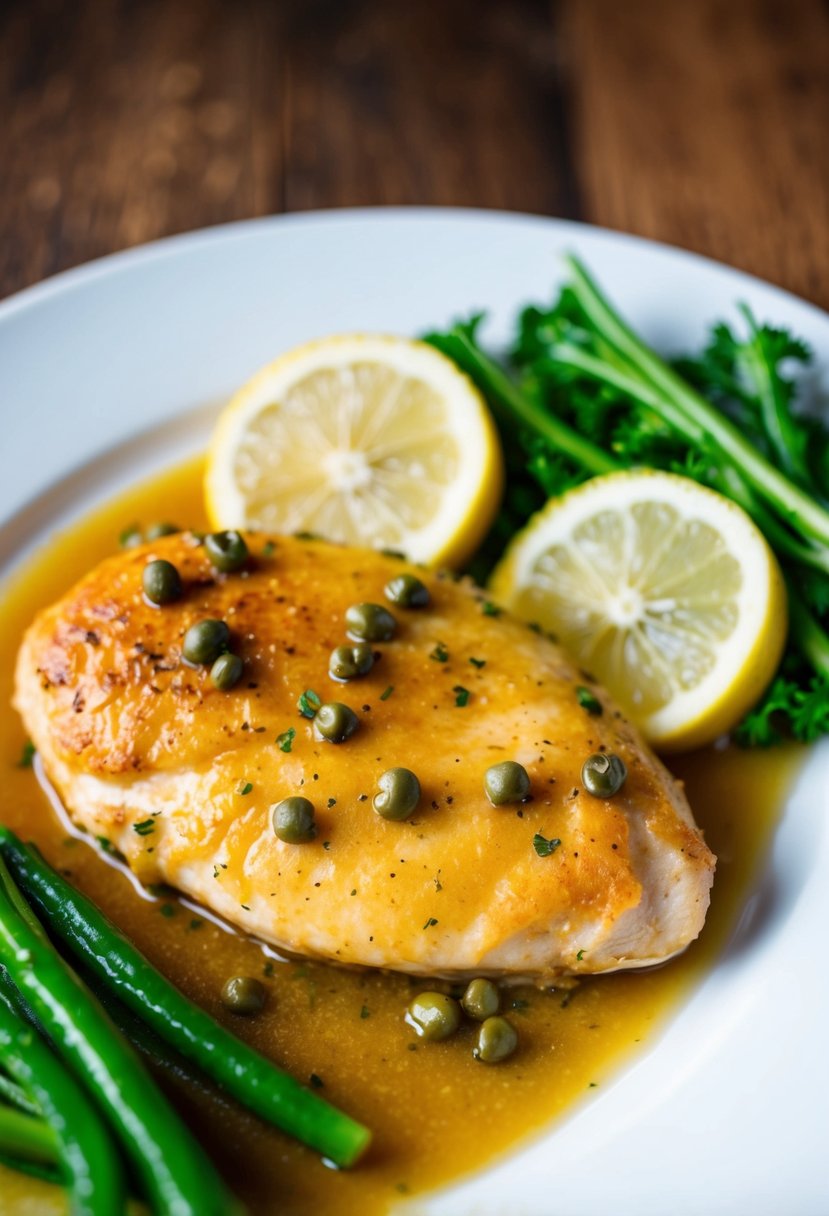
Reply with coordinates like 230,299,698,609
0,457,800,1216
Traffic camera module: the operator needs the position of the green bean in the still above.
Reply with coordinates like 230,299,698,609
0,984,127,1216
0,828,371,1169
0,851,239,1216
0,1145,62,1186
0,1102,58,1171
0,1069,41,1118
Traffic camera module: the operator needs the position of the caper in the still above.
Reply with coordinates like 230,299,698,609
373,768,421,820
205,530,249,573
221,975,266,1016
145,521,180,540
142,559,182,606
120,524,143,549
314,702,360,744
473,1015,518,1064
329,643,375,681
271,796,316,843
581,752,627,798
484,761,531,806
210,652,243,691
345,602,397,643
384,573,430,608
406,992,461,1042
182,618,230,665
461,978,500,1021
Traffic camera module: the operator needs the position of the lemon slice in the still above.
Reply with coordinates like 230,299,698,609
490,471,787,751
205,335,503,567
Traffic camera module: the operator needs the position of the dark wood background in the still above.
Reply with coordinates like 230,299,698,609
2,0,828,307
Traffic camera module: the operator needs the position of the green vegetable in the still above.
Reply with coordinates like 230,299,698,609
484,761,531,806
0,984,127,1215
427,256,829,742
272,797,317,843
210,652,243,691
345,602,397,643
314,702,360,743
0,828,371,1169
453,685,470,707
406,993,461,1041
142,558,182,606
581,753,627,798
473,1015,518,1064
0,1103,59,1174
204,530,248,573
182,618,230,665
384,574,430,608
329,643,374,681
220,977,266,1016
0,1070,40,1118
373,768,421,821
276,727,296,753
0,850,236,1216
461,978,500,1021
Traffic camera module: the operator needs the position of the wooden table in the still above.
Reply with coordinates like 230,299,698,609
2,0,827,308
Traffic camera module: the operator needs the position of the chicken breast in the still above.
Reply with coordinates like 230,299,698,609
14,533,714,981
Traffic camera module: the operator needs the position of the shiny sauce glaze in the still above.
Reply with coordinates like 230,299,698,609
0,457,801,1216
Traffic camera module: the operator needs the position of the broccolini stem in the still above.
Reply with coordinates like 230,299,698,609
426,328,619,477
565,255,829,547
737,303,818,494
786,582,829,680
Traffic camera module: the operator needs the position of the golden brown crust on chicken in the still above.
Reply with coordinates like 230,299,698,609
15,534,714,980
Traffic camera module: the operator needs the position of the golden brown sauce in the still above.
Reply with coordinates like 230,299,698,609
0,457,803,1216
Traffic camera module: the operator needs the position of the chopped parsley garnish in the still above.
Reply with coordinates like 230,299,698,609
481,600,502,617
17,741,35,769
297,688,322,718
380,685,394,701
576,685,603,715
309,1073,324,1089
422,916,438,930
276,727,296,752
359,1004,370,1020
453,685,470,707
263,961,275,977
189,918,204,930
133,819,155,837
95,835,114,853
468,657,487,669
576,948,586,960
159,903,176,918
430,641,449,663
261,540,276,556
532,832,561,857
237,781,254,796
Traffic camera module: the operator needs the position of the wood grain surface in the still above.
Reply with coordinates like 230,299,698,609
1,0,827,306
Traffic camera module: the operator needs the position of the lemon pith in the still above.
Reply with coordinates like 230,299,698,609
205,334,503,568
490,471,788,751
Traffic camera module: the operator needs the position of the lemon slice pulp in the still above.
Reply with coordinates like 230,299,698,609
205,335,503,567
490,471,787,751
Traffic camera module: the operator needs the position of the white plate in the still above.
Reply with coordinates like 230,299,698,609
1,209,828,1216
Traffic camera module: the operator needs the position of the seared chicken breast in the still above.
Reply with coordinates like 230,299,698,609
15,534,714,981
